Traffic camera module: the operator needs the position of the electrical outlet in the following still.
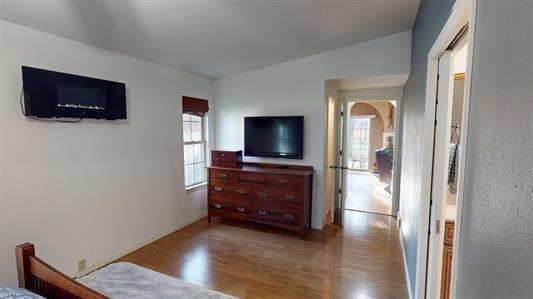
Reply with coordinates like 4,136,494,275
78,259,86,272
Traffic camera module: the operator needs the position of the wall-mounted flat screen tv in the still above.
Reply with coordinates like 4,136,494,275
244,116,304,159
22,66,127,120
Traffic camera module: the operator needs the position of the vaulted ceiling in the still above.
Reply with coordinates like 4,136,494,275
0,0,419,78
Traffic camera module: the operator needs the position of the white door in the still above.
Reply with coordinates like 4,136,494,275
331,98,348,226
426,50,455,299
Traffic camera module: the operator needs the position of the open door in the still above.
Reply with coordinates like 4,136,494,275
330,97,347,226
426,50,455,298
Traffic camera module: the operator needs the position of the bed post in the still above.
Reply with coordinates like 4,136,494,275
15,243,35,288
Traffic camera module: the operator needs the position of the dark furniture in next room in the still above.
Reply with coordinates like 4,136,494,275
375,148,393,186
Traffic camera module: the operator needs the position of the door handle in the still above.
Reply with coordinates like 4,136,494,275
329,165,349,170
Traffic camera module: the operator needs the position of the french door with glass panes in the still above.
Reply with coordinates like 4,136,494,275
348,117,371,170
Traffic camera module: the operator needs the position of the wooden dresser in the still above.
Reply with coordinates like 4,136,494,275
207,163,313,238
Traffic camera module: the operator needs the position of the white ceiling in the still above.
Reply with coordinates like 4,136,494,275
0,0,419,79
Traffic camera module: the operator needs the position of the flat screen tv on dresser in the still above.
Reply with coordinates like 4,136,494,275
244,116,304,159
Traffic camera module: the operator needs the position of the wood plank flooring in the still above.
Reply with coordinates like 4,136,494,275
344,171,392,215
116,210,408,299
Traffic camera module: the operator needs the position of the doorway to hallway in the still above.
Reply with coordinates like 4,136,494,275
343,99,396,216
325,81,403,226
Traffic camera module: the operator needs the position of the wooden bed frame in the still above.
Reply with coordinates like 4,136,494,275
15,243,108,299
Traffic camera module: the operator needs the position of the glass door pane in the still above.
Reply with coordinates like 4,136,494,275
348,117,371,169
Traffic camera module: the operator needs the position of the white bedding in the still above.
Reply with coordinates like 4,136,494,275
78,263,237,299
0,288,44,299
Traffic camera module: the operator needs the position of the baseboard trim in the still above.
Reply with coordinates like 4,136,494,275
72,212,208,278
399,230,414,299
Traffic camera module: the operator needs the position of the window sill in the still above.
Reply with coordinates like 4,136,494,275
185,182,207,193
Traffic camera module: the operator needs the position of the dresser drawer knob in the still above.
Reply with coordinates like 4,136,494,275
284,195,295,200
284,214,295,220
236,189,246,194
257,210,267,215
213,203,222,209
258,192,267,197
236,207,246,212
214,186,223,192
218,173,228,178
278,178,288,184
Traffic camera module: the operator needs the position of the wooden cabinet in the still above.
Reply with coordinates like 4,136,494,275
441,220,455,299
207,163,313,238
211,150,242,168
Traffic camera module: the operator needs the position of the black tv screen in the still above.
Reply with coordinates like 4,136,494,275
244,116,304,159
22,66,126,120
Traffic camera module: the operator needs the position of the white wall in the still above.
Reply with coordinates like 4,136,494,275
0,20,214,285
214,31,411,229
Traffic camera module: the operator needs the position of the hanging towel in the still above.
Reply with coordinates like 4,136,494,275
448,143,460,194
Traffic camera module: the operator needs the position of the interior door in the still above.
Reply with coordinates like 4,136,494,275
331,97,347,226
426,50,455,299
325,96,336,224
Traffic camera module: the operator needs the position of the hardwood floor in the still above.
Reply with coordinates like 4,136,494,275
345,171,392,215
116,211,408,299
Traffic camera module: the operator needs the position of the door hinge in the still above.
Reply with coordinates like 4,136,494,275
340,111,344,117
339,150,343,156
434,119,438,126
338,188,342,194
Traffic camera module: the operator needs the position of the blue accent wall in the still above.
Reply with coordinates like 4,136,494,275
399,0,456,295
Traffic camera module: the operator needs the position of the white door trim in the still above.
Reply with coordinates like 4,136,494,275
415,0,476,298
426,50,454,299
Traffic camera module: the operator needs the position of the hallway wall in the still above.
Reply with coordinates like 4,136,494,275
398,0,456,295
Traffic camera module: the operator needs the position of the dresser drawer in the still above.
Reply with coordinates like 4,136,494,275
251,205,302,225
210,180,253,200
209,168,238,181
253,186,303,206
209,197,251,215
239,172,267,183
266,174,304,189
